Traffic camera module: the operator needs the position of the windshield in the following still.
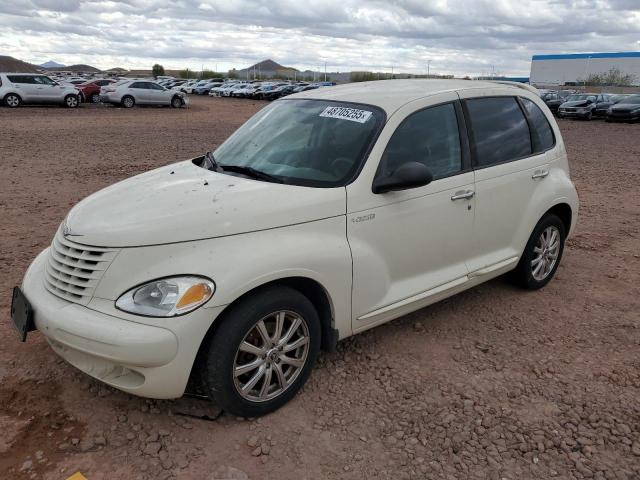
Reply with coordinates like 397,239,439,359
566,94,595,102
212,99,384,187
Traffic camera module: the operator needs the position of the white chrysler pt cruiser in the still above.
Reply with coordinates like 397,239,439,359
12,80,578,417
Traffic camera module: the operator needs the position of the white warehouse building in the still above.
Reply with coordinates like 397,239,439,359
530,52,640,86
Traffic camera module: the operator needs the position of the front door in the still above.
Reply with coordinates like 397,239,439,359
347,94,475,331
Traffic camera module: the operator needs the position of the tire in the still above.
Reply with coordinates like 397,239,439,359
64,94,79,108
512,214,566,290
121,95,135,108
202,286,321,417
4,93,22,108
90,93,100,104
584,111,592,121
171,96,182,108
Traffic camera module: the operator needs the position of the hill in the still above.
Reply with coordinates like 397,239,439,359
40,60,65,68
46,64,101,73
0,55,41,73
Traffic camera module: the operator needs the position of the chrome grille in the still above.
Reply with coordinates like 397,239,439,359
44,228,119,305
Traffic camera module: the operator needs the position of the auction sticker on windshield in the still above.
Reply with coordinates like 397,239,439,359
319,106,373,123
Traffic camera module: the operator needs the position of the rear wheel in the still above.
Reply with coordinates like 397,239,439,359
202,286,320,417
512,214,565,290
64,94,79,108
90,93,100,104
121,95,135,108
4,93,22,108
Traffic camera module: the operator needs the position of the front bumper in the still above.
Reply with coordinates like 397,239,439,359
558,109,591,118
21,249,223,398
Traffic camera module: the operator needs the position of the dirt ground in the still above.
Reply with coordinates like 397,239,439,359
0,96,639,480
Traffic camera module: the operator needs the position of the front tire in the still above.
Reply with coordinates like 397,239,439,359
202,286,321,417
512,214,566,290
4,93,22,108
171,96,183,108
64,94,79,108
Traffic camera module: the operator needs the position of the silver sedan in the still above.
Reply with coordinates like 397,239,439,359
100,80,188,108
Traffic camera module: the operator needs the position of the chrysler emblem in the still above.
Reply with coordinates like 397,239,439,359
62,222,81,237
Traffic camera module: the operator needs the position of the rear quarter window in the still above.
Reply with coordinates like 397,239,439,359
520,98,555,153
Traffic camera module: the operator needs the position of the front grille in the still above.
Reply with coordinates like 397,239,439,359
44,227,119,305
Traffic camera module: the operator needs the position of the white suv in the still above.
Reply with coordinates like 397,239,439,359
13,80,578,417
0,73,80,108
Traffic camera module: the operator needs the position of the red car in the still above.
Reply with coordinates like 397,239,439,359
78,79,116,103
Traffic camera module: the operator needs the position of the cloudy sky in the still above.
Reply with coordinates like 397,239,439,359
1,0,639,76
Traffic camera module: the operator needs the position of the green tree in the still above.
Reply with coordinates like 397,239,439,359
152,64,165,78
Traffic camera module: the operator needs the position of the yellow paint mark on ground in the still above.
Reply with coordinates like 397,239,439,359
66,473,88,480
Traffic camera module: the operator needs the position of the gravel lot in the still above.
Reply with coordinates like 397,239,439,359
1,96,639,480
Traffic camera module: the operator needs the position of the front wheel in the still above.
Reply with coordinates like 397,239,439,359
202,286,321,417
64,94,79,108
512,214,566,290
171,96,183,108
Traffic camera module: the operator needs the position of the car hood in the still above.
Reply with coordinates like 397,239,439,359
611,104,640,112
64,160,346,247
561,101,591,108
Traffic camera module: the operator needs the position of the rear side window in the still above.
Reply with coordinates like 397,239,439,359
380,103,462,179
520,98,555,153
465,97,532,167
7,75,35,84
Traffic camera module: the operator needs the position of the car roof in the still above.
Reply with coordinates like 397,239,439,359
288,79,537,114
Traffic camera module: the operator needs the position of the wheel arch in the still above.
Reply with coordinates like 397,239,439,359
4,91,22,102
544,202,572,235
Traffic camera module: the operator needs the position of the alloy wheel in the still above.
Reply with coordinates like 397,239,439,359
66,96,78,108
233,310,310,402
6,95,20,107
531,226,561,281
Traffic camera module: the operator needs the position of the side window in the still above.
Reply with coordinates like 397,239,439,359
520,98,555,153
380,103,462,180
8,75,34,84
150,83,164,90
130,82,144,89
465,97,532,167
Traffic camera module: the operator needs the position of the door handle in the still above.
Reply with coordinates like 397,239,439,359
451,190,475,201
532,169,549,179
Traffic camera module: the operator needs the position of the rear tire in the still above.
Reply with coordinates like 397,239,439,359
512,214,566,290
4,93,22,108
90,93,100,104
202,286,321,417
121,95,135,108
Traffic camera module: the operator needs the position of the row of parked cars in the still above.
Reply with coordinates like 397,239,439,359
540,90,640,122
0,73,188,108
173,78,333,100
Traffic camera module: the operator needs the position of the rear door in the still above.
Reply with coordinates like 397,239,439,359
459,92,557,274
8,75,40,101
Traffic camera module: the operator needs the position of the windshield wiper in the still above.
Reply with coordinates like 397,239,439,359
202,151,223,172
219,164,284,183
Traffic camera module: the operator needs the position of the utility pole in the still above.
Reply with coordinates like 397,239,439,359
427,59,431,77
584,55,591,87
324,62,327,82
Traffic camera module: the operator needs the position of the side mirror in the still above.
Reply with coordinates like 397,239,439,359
372,161,433,194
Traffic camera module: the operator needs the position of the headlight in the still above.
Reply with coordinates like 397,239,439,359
116,276,215,317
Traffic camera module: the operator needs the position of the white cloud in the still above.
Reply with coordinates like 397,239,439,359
0,0,638,76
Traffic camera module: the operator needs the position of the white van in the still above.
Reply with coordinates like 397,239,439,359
13,79,578,417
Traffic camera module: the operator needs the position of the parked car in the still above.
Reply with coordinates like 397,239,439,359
557,94,599,119
541,90,572,114
78,79,116,103
193,81,222,95
261,84,296,100
12,80,577,417
100,80,188,108
606,94,640,122
593,94,628,118
0,73,80,108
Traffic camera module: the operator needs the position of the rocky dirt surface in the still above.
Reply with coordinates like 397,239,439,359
1,97,639,480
